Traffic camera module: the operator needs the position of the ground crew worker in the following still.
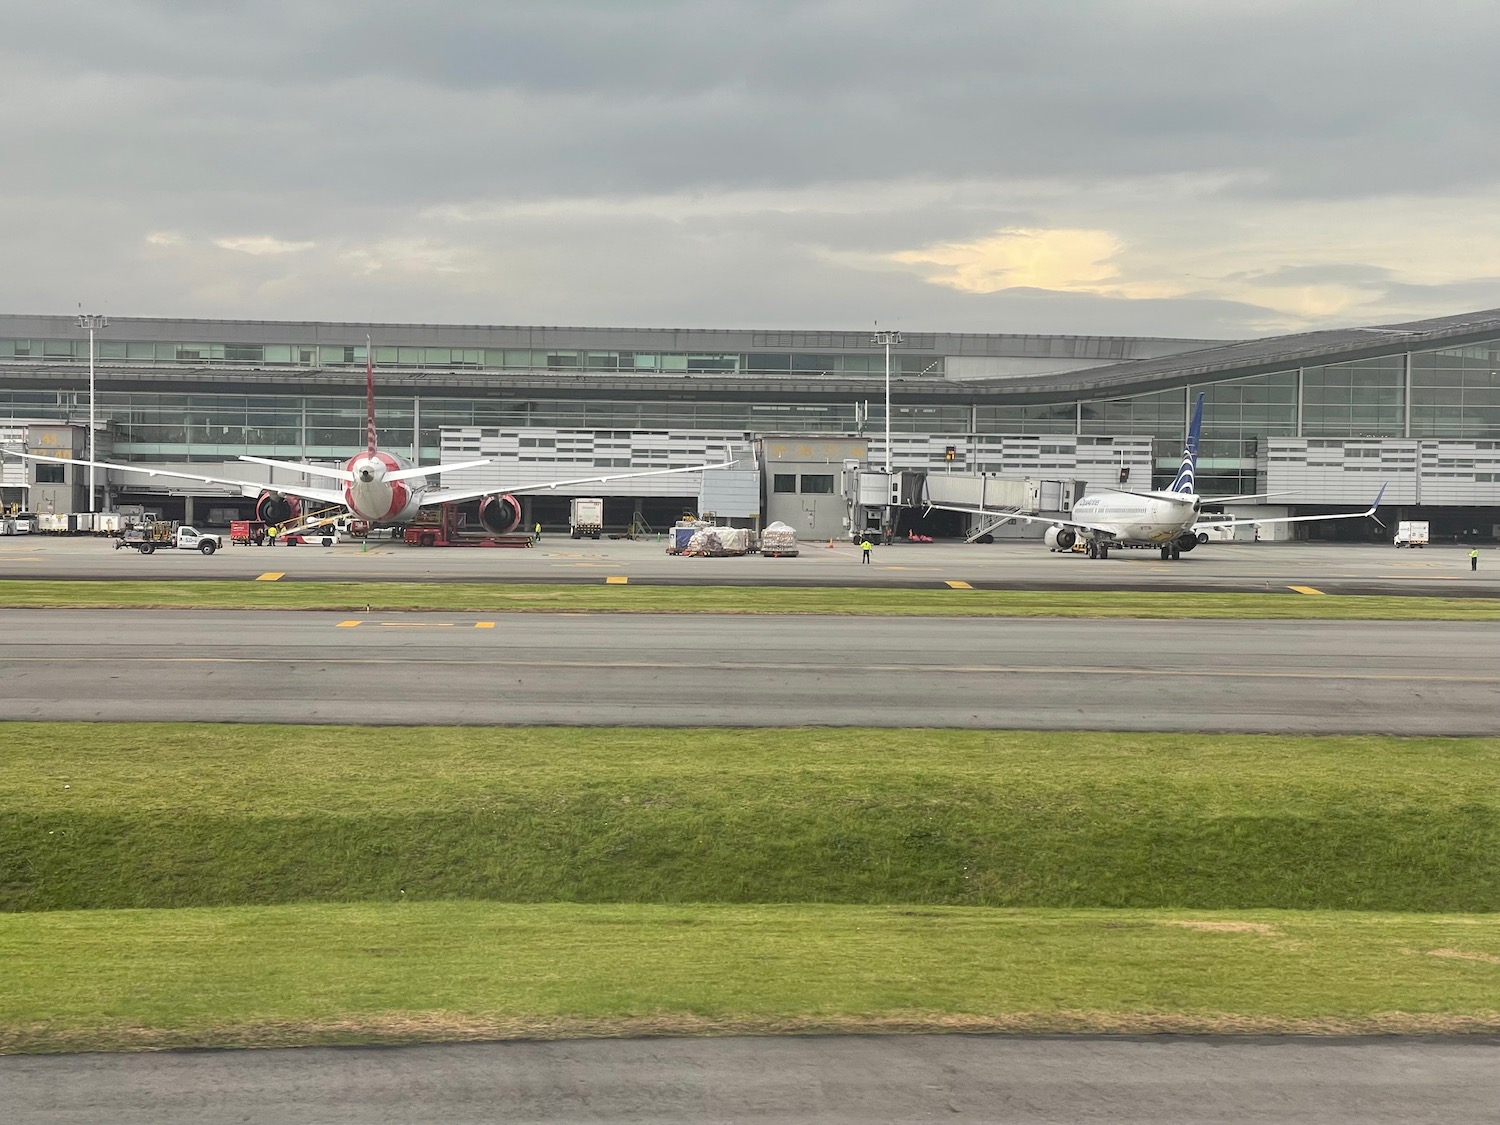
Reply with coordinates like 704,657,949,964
534,521,542,541
1471,547,1480,571
860,537,873,564
266,524,277,545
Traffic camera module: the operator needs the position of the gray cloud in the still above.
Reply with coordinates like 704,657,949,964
4,0,1499,335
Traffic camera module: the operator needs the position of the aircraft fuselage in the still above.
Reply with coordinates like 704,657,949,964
1071,490,1201,545
343,451,426,524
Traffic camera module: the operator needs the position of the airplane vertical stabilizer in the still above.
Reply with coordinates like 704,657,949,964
1169,392,1206,495
365,335,378,453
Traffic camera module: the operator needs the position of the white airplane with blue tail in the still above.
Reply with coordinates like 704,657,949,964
929,393,1386,560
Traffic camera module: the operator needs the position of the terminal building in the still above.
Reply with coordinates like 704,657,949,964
1,307,1498,541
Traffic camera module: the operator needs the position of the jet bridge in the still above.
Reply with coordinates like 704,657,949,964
843,468,1085,542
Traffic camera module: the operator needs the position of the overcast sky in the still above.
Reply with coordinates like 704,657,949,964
4,0,1499,339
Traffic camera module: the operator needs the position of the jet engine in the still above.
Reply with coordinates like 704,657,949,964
1174,532,1201,553
256,492,301,524
1044,526,1077,552
478,493,523,534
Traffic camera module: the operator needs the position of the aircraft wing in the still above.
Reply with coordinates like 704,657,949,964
0,449,346,506
922,501,1121,537
1194,485,1387,531
422,460,739,507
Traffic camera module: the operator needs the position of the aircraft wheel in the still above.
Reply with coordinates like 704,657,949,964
1097,544,1109,560
1160,546,1171,560
1085,541,1096,559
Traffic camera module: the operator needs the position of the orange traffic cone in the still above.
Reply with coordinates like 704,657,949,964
827,538,834,549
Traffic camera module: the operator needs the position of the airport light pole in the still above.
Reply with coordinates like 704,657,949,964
75,313,108,514
872,329,902,474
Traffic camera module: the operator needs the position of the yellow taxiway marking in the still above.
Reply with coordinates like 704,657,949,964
335,620,361,628
1288,585,1326,595
944,580,973,589
605,576,629,584
475,621,495,628
255,572,285,581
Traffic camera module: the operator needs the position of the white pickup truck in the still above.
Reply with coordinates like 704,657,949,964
116,524,224,555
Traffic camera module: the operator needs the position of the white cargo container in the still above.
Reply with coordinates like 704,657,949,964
1394,520,1429,548
570,497,604,539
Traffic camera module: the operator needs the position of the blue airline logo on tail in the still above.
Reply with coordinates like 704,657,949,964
1168,393,1206,495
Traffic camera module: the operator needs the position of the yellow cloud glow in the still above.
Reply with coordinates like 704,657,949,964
213,236,315,256
889,228,1125,294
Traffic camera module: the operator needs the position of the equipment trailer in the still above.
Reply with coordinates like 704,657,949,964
403,504,534,548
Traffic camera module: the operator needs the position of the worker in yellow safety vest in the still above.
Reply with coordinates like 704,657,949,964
859,538,873,564
266,524,278,546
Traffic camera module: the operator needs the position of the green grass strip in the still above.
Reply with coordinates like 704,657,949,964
1,579,1498,617
3,903,1498,1051
6,725,1498,913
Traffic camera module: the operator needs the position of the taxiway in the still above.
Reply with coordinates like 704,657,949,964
3,610,1495,732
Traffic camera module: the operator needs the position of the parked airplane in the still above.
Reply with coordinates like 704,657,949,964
928,393,1385,559
1,344,735,530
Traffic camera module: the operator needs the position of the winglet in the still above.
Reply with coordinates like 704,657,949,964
1366,483,1388,515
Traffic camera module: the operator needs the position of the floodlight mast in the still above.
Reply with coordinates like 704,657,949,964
872,329,902,474
75,314,108,514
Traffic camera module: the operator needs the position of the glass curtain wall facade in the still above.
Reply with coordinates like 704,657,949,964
5,335,1500,490
0,337,945,379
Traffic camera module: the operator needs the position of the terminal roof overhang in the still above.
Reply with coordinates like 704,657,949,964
3,306,1499,406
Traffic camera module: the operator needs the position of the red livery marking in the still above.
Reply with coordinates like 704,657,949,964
382,480,409,521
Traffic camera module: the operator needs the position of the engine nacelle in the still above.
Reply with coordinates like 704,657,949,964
1044,526,1077,552
256,492,301,525
478,493,522,534
1175,532,1201,553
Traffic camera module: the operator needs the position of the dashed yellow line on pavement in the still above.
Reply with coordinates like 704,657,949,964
475,621,495,628
255,572,285,581
1288,585,1326,595
605,576,629,584
335,620,361,628
944,580,973,589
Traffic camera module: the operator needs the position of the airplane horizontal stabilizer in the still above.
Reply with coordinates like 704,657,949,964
238,455,354,482
384,458,496,483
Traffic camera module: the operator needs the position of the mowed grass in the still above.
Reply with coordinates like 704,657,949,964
3,903,1498,1051
6,725,1499,913
2,579,1499,618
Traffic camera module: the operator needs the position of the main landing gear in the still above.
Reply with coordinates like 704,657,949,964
1084,540,1110,559
1159,544,1182,560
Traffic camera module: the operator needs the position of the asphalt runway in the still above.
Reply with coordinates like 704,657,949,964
5,1035,1499,1125
2,535,1497,596
3,610,1496,732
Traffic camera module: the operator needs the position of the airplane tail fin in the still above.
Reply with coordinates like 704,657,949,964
365,335,378,453
1169,392,1205,494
